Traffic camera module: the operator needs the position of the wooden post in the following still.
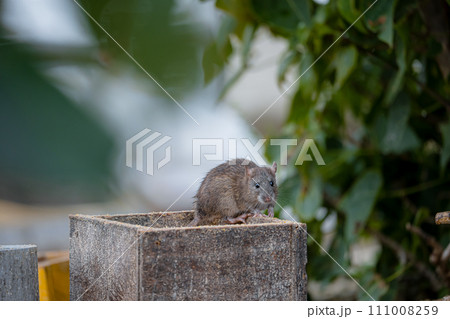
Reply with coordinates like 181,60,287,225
435,212,450,225
70,211,308,301
0,245,39,301
435,212,450,301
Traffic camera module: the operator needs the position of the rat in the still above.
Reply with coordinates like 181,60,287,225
188,158,278,226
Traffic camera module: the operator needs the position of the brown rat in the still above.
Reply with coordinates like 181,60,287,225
189,158,278,226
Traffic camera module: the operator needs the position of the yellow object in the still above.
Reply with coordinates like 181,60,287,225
38,251,70,301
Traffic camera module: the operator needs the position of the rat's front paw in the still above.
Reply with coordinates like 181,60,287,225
225,213,251,224
267,206,274,218
250,210,263,218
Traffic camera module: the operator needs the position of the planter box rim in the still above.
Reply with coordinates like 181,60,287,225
69,210,305,233
0,244,37,251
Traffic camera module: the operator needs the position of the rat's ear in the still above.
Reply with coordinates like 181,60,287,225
245,166,254,177
271,162,277,174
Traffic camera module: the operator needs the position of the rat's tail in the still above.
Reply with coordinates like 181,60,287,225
187,214,200,227
187,205,204,227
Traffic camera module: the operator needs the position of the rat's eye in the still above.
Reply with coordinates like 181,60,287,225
269,181,274,187
255,183,260,188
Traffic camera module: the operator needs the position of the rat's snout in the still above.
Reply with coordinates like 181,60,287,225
263,196,272,203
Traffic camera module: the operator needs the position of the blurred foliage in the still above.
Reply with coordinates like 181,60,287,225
0,0,206,204
206,0,450,300
0,35,114,204
78,0,206,98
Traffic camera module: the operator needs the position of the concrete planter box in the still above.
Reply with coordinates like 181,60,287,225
70,211,307,300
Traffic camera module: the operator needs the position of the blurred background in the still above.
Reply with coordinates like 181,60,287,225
0,0,449,300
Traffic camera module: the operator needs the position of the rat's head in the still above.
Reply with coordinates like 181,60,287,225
244,162,278,209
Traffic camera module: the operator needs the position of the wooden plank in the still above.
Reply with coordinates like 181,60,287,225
0,245,39,301
140,222,307,300
69,215,140,301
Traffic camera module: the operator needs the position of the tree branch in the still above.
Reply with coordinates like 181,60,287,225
357,46,450,112
367,227,443,292
405,223,449,288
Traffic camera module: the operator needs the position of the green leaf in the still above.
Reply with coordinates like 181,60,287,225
298,51,318,94
381,95,420,154
363,0,395,47
277,49,299,85
338,170,382,242
215,0,254,38
334,46,358,89
287,0,312,27
337,0,366,33
202,38,232,84
377,4,394,47
418,0,450,79
337,0,357,24
370,113,387,149
357,268,388,301
278,171,302,206
250,0,311,35
203,43,222,84
218,24,255,99
288,57,318,124
202,16,235,84
241,23,255,63
394,25,408,71
308,234,350,282
296,176,323,221
384,22,408,105
287,50,319,124
440,121,450,171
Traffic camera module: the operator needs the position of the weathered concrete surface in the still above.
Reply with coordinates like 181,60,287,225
70,211,307,300
0,245,39,301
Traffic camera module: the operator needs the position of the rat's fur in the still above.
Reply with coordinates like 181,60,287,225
189,158,278,226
